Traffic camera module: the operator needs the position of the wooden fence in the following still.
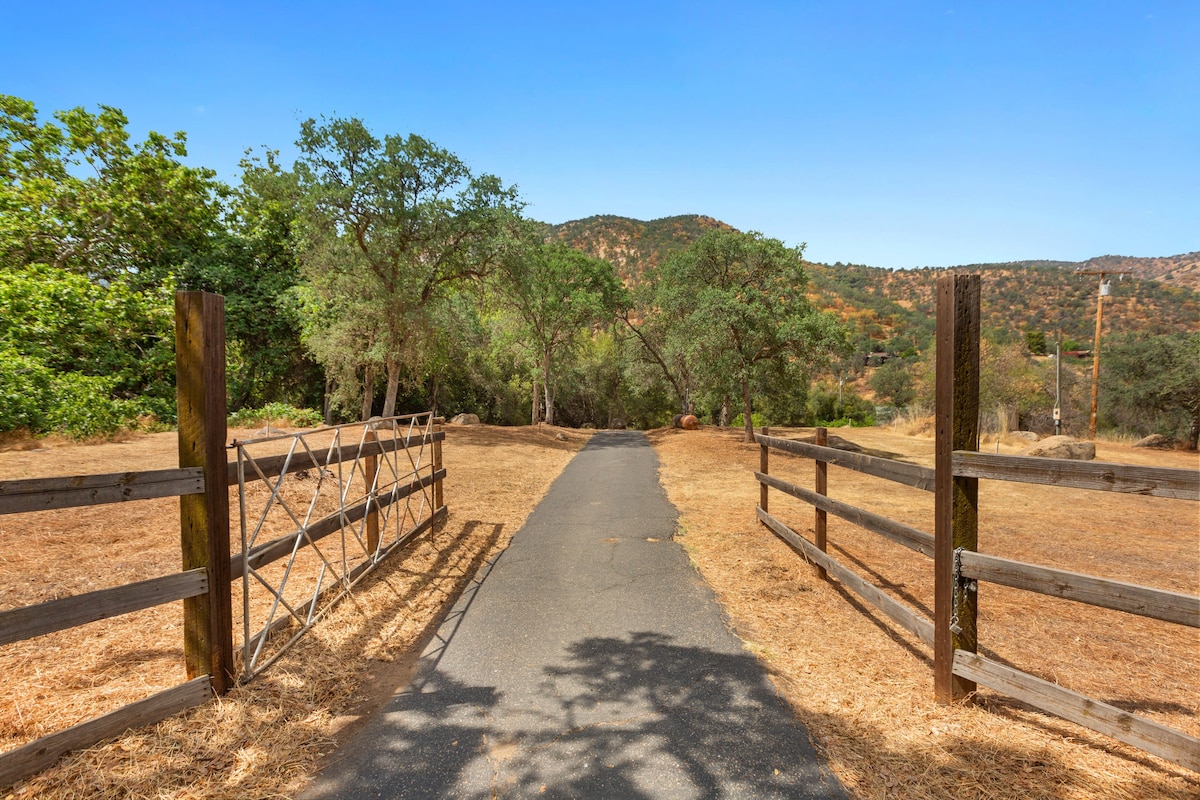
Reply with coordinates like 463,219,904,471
755,273,1200,772
0,292,447,787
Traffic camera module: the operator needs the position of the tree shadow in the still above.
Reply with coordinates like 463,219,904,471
305,631,847,798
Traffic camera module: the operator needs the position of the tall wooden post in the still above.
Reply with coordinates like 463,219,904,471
814,426,829,581
759,426,769,514
934,273,980,703
432,416,445,511
364,429,380,554
175,291,234,695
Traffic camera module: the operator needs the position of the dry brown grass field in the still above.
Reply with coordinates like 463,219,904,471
0,423,1196,798
651,425,1199,800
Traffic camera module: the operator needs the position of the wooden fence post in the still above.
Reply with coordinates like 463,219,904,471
432,416,445,511
815,426,829,581
175,291,234,695
364,429,380,554
759,426,769,514
934,273,980,703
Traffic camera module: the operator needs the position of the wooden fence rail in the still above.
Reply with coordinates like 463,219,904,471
754,271,1200,772
0,468,205,515
952,452,1199,500
0,570,209,647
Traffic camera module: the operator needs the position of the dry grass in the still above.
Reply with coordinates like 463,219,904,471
0,423,589,799
3,422,1197,798
648,425,1199,800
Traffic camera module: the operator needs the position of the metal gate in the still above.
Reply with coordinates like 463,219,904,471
233,413,446,680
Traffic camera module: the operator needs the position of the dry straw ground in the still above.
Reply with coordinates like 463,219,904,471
650,425,1199,800
0,423,1196,799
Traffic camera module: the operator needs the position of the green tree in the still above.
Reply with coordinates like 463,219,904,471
1101,333,1200,449
491,235,624,425
1024,328,1048,356
0,264,174,434
0,95,224,289
649,230,844,442
870,358,916,407
293,116,520,419
192,152,322,411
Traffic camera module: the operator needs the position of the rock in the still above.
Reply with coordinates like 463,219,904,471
555,432,568,441
1005,431,1039,443
609,419,627,430
680,414,699,430
1021,435,1096,461
449,413,480,426
1133,434,1177,450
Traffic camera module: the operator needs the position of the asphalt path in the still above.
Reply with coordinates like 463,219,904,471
301,430,846,799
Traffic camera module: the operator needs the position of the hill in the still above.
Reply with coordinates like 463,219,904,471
807,259,1200,350
546,214,1200,350
544,214,732,284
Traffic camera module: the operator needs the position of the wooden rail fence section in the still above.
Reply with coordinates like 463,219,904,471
0,291,449,789
754,272,1200,773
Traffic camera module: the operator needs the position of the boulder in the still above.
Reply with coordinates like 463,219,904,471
1005,431,1039,443
1021,435,1095,461
449,413,480,426
680,414,700,430
1133,434,1177,450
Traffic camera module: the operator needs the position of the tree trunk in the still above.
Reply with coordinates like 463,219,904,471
381,359,402,419
531,378,539,425
741,378,754,443
1188,415,1199,451
324,377,334,426
427,373,440,417
719,396,730,427
360,365,375,421
542,351,555,426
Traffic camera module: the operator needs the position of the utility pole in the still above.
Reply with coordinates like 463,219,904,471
1076,269,1130,439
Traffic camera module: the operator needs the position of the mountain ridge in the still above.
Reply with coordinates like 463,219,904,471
545,213,1200,347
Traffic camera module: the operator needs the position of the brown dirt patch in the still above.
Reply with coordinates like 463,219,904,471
0,423,589,798
649,425,1199,800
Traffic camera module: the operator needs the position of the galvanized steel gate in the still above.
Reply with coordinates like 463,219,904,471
233,413,446,680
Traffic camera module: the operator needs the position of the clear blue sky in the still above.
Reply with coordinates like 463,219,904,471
6,1,1197,268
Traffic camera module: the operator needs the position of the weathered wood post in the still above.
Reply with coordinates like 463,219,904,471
759,426,769,514
934,273,980,703
364,429,380,554
814,426,829,581
432,416,445,511
175,291,234,695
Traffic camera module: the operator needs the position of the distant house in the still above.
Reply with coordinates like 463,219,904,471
864,351,891,367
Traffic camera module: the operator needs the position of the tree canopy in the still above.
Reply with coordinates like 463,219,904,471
641,229,845,441
491,233,625,425
293,116,521,418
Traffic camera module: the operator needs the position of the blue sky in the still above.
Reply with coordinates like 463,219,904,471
5,1,1197,268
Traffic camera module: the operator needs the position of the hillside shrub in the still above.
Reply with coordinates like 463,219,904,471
730,412,769,430
0,348,51,431
228,403,324,429
44,373,133,438
808,382,875,427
